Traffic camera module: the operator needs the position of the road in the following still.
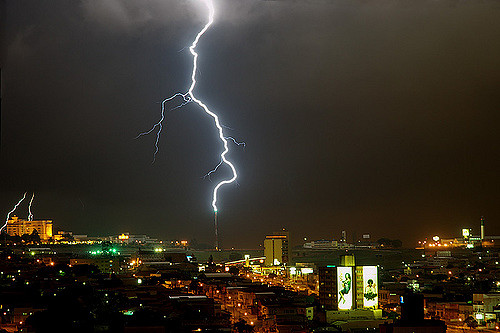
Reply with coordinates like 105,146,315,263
447,323,499,332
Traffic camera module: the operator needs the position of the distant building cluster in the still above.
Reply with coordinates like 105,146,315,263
2,216,191,248
3,218,500,332
419,216,500,249
302,231,382,250
4,216,52,241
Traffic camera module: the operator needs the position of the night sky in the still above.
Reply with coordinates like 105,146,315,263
1,0,500,248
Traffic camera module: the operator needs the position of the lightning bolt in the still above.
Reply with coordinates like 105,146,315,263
28,193,35,221
138,0,242,248
0,192,27,234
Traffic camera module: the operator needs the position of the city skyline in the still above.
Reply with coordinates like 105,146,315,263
1,0,500,248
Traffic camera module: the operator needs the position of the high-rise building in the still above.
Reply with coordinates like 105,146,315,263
380,292,446,332
319,262,378,311
341,254,355,267
319,265,338,310
481,216,485,240
355,266,379,309
264,231,289,266
4,215,53,241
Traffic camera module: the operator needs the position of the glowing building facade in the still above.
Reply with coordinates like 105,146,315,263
356,266,379,309
5,215,53,241
338,266,354,310
264,232,289,266
319,264,378,311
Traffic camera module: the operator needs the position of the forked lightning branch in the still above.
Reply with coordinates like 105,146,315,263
138,0,242,249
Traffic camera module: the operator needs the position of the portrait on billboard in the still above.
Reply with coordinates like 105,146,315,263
364,278,377,300
362,266,378,308
337,267,353,309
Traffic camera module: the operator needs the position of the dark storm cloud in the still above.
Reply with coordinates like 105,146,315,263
80,0,205,32
1,0,500,247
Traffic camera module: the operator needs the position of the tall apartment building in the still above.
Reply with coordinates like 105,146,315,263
4,215,53,241
264,231,289,266
319,260,378,311
319,266,338,310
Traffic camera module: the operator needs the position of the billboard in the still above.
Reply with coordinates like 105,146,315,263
337,266,353,310
362,266,378,308
301,268,314,274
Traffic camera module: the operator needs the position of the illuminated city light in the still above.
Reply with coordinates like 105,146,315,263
1,192,27,234
138,0,242,248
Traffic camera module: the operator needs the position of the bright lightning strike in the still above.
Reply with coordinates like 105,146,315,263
138,0,242,215
136,93,191,162
0,192,27,234
28,193,35,221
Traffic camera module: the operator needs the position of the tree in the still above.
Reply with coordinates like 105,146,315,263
228,266,239,275
377,238,392,247
391,239,403,248
233,319,254,333
189,280,200,293
464,316,478,329
30,229,41,243
9,234,22,244
21,233,31,243
228,252,243,261
376,238,402,248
